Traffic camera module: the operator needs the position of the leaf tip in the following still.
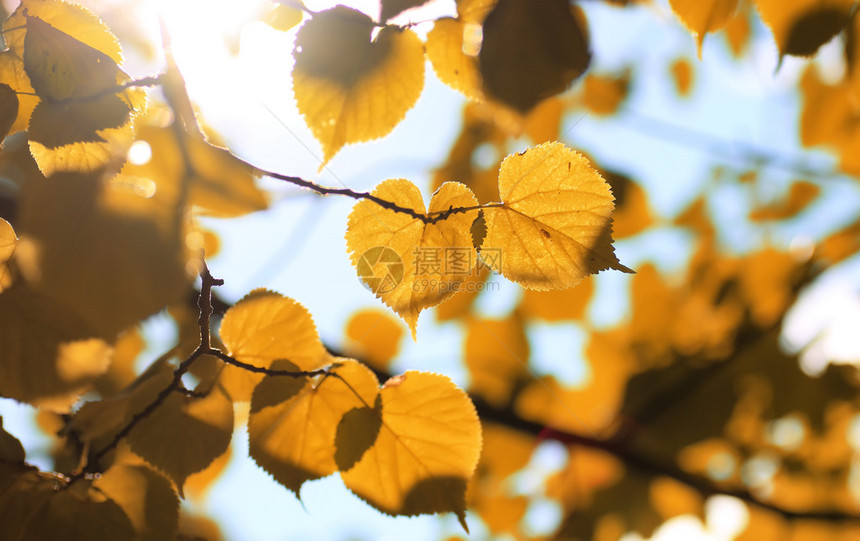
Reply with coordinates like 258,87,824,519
457,511,470,534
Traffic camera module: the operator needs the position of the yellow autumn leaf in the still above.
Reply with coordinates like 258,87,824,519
0,282,112,412
581,71,631,117
94,463,179,541
0,52,37,136
668,0,738,53
249,359,379,495
648,476,703,521
23,15,121,101
340,371,482,529
605,171,653,239
127,384,234,492
4,0,123,63
522,96,564,144
724,4,752,56
749,181,820,222
464,316,529,407
184,446,232,502
479,0,590,112
344,308,405,371
755,0,854,57
67,363,174,453
0,218,17,294
120,125,268,218
481,142,632,290
0,472,135,540
94,328,144,398
457,0,498,24
670,57,694,97
2,0,121,138
520,276,594,321
479,422,535,479
16,170,190,338
264,2,303,32
346,179,480,337
474,493,529,536
426,17,484,101
19,12,140,176
292,6,424,164
0,83,17,142
219,289,329,401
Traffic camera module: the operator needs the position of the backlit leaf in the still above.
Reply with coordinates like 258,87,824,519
0,218,17,294
4,0,123,63
21,13,139,175
121,125,268,218
604,171,653,239
249,359,379,495
346,179,480,337
755,0,854,57
457,0,498,24
479,0,590,112
219,289,329,401
426,17,484,101
94,328,145,398
668,0,738,53
480,142,632,290
127,384,233,492
0,283,111,412
94,463,180,541
463,316,530,407
474,492,529,535
17,170,190,338
581,71,630,116
0,52,37,136
649,476,703,521
670,57,694,97
187,137,268,217
0,84,18,142
749,181,820,222
28,94,130,147
184,446,232,502
515,346,631,436
340,372,482,529
724,4,752,56
23,15,120,101
519,276,593,321
292,6,424,164
67,363,174,459
0,474,135,540
344,308,405,371
479,422,536,479
264,2,303,31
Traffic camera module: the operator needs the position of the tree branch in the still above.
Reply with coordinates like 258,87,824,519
250,164,498,224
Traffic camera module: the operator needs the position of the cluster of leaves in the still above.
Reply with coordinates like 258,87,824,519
0,0,859,539
0,0,633,536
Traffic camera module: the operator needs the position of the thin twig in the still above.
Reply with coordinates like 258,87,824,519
252,165,500,223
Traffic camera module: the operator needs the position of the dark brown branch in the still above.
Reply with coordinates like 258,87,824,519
475,398,860,522
251,165,498,224
209,349,329,378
